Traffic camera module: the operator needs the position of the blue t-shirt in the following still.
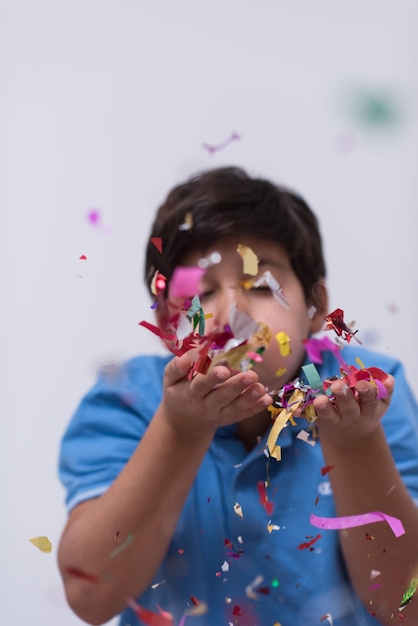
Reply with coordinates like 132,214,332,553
59,347,418,626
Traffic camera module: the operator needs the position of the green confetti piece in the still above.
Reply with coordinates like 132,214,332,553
399,577,418,611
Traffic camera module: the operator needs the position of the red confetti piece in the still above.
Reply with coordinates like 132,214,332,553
127,598,174,626
257,586,270,595
178,549,184,554
79,254,87,260
65,567,100,583
320,465,334,476
297,534,322,550
232,605,242,616
151,237,163,253
190,596,200,606
324,308,361,344
257,480,274,517
365,532,375,541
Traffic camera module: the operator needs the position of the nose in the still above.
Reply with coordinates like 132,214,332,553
211,286,242,330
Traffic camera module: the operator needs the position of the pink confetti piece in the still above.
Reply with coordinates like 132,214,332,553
310,511,405,538
87,209,101,225
169,267,205,299
86,208,114,235
202,131,241,155
79,254,87,260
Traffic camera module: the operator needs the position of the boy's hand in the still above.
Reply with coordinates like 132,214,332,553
313,375,394,445
161,351,273,438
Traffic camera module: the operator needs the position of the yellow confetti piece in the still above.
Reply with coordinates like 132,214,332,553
233,502,244,517
237,244,259,276
267,389,304,460
275,367,287,377
275,331,291,357
29,536,52,553
267,522,280,533
179,212,193,231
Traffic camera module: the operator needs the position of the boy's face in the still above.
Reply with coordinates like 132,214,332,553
176,235,328,392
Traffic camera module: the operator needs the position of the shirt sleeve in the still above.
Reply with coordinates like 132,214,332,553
58,355,168,512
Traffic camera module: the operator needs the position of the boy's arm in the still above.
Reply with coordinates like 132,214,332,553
57,354,272,625
315,377,418,625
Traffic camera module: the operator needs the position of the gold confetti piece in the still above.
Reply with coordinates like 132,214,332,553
267,522,280,533
275,367,287,377
185,601,208,617
179,212,193,231
233,502,244,517
29,536,52,553
237,244,259,276
275,331,291,357
267,389,304,460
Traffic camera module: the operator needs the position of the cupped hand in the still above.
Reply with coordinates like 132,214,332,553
161,351,273,437
313,374,394,444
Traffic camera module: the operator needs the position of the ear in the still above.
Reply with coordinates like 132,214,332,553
307,279,329,334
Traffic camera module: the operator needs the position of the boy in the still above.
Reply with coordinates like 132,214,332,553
58,167,418,626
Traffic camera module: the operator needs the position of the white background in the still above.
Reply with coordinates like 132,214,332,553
1,2,417,625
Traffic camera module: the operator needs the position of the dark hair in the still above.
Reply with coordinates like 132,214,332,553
144,166,326,302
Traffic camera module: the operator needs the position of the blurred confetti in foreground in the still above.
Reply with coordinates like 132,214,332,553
344,87,404,130
29,536,52,553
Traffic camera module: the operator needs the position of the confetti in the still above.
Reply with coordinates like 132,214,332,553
267,521,280,533
151,580,166,589
87,209,100,225
297,534,321,550
370,570,381,579
310,511,405,538
86,208,113,235
179,212,193,231
109,533,134,557
245,574,264,600
324,308,361,344
252,271,289,309
79,254,87,260
348,89,402,128
320,465,335,476
202,131,241,154
267,389,305,460
169,266,205,299
296,429,316,447
233,502,244,518
399,578,418,611
275,331,291,357
28,536,52,553
320,613,333,625
126,597,174,626
237,244,259,276
150,238,163,253
257,481,274,516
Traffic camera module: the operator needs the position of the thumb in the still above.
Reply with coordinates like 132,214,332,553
164,350,199,386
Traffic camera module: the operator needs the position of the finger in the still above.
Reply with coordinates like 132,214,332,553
219,386,273,421
164,352,197,386
196,369,260,402
313,394,341,425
